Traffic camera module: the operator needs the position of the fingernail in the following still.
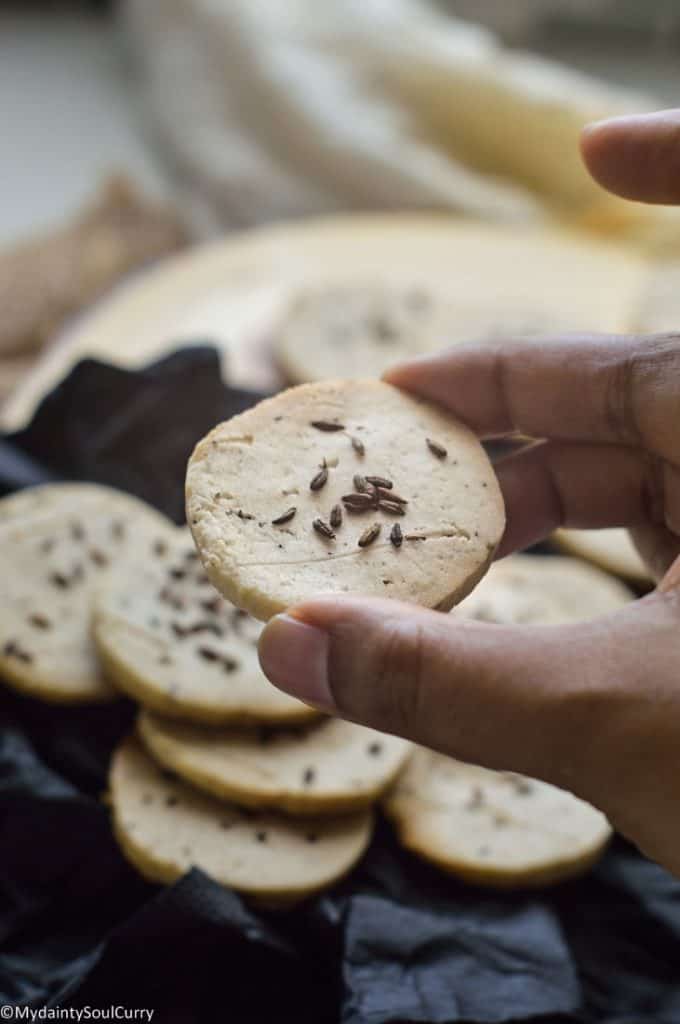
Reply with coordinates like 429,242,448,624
258,614,334,711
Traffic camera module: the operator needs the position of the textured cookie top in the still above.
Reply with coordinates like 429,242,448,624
275,282,587,385
138,710,412,815
455,553,632,626
186,379,505,620
383,748,611,888
0,483,173,702
110,735,373,900
94,529,316,725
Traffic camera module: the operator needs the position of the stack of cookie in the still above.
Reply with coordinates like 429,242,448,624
0,481,410,905
0,477,626,900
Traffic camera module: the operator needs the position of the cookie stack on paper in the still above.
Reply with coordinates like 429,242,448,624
0,481,409,904
0,477,630,899
96,526,411,904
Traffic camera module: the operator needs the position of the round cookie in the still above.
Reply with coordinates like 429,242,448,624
454,552,633,626
93,530,316,724
110,735,373,902
186,379,505,621
383,748,611,888
552,528,651,587
276,284,449,384
275,282,585,385
0,483,173,703
137,710,411,815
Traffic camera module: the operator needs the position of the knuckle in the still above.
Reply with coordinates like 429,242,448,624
369,618,429,737
604,349,643,446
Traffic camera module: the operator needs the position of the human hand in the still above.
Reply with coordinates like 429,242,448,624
258,110,680,876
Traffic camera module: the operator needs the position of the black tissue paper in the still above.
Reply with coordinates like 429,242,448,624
1,348,680,1024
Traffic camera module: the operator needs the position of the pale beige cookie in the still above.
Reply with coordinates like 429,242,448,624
186,379,505,621
275,282,589,385
383,748,611,888
94,530,316,724
455,552,633,626
138,710,411,815
0,483,173,703
552,529,651,587
110,735,373,902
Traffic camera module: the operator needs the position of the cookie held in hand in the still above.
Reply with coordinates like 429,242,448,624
186,379,505,620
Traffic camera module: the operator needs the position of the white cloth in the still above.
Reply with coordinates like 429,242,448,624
121,0,654,235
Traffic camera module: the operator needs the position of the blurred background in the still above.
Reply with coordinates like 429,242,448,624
2,0,678,243
1,0,678,417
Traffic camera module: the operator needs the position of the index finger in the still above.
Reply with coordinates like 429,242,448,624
383,333,679,463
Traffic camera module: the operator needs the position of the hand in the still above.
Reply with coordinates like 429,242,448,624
258,110,680,877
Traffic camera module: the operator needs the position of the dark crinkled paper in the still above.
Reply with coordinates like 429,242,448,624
1,348,680,1023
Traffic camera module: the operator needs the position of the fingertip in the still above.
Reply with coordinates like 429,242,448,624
580,109,680,205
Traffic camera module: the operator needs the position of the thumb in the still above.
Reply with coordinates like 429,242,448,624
258,595,632,801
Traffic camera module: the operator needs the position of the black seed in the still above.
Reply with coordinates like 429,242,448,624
366,475,392,490
223,657,239,673
313,517,335,540
358,523,381,548
70,521,85,541
367,742,382,756
49,572,70,590
310,467,328,491
89,548,109,567
236,510,255,521
426,438,447,459
330,504,342,529
351,436,365,456
169,567,187,580
341,492,374,512
153,539,168,557
197,646,220,662
28,613,51,630
3,640,32,663
306,833,319,844
303,767,316,786
390,523,403,548
201,597,222,615
165,795,178,807
255,830,268,843
184,549,199,561
310,420,345,432
378,500,406,516
159,654,173,666
111,520,125,540
370,315,398,342
377,487,407,505
466,786,484,810
272,507,297,526
40,538,54,554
